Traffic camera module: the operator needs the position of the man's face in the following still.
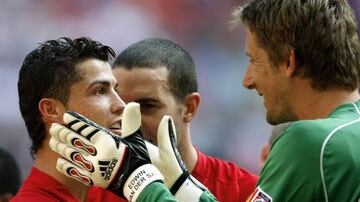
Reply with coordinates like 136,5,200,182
243,29,295,124
64,58,125,135
113,66,185,145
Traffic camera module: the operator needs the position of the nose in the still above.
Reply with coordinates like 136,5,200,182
242,65,255,89
111,93,126,114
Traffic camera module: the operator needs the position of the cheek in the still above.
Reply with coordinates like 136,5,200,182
250,70,262,85
265,84,280,104
67,100,109,123
267,86,288,114
173,119,183,141
141,116,161,139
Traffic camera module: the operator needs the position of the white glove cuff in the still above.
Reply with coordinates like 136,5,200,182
124,164,164,202
174,176,205,202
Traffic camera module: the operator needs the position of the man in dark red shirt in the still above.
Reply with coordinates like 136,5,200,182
108,38,258,202
12,37,124,202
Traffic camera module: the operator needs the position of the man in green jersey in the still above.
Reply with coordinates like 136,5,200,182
232,0,360,201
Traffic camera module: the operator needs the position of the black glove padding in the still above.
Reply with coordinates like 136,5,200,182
108,127,153,196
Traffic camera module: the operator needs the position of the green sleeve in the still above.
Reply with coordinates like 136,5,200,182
137,182,218,202
199,190,218,202
256,122,326,201
137,182,178,202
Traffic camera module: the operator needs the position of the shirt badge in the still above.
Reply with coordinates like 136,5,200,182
247,186,272,202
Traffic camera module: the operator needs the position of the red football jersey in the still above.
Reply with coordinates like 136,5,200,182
87,187,125,202
11,167,79,202
192,149,258,202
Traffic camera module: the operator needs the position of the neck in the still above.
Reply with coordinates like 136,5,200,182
291,81,360,120
34,138,89,202
178,124,198,173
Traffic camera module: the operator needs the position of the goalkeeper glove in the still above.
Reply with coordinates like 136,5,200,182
49,102,163,201
145,116,208,201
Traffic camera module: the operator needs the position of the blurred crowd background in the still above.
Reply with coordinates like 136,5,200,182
1,0,360,181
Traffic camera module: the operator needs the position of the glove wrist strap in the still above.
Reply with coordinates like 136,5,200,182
123,164,164,202
170,171,189,195
174,176,207,201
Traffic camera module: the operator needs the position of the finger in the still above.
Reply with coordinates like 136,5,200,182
63,112,106,141
50,123,97,156
49,137,94,173
157,115,178,159
122,102,141,138
56,158,94,186
145,141,160,165
157,116,183,187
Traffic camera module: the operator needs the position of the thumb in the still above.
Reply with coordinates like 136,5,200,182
157,115,184,187
121,102,141,138
157,115,177,158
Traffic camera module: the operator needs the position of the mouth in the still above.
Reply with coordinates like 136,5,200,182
109,121,122,136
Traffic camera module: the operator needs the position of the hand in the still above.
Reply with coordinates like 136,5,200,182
49,102,163,201
145,116,207,201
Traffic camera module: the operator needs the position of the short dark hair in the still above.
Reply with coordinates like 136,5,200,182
113,38,198,103
0,148,20,195
18,37,115,158
233,0,360,91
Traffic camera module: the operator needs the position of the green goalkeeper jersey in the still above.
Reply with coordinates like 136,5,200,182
248,101,360,202
137,182,217,202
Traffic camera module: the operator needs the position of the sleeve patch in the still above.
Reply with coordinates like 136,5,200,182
247,186,272,202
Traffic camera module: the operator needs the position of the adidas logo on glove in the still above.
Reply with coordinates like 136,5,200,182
99,159,118,181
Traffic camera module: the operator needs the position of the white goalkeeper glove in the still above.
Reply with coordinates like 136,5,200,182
145,116,208,201
49,102,163,201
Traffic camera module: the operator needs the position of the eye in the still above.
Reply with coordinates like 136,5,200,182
114,86,120,95
95,87,106,95
140,102,156,109
138,102,158,114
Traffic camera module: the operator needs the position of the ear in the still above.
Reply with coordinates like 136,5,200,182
38,98,65,124
260,144,270,167
285,49,296,77
183,92,201,123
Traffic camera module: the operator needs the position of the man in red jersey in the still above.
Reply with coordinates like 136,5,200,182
105,38,258,202
13,37,124,202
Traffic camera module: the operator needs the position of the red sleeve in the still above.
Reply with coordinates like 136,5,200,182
191,149,258,202
87,187,126,202
11,194,62,202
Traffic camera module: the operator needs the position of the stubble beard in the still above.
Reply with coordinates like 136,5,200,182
266,98,296,125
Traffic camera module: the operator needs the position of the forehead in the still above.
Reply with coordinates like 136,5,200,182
245,28,268,58
245,29,258,54
75,58,115,84
113,66,172,100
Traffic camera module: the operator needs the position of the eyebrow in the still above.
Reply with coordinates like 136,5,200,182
88,79,114,89
134,97,158,103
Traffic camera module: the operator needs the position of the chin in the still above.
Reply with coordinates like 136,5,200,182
267,112,296,125
266,117,279,125
266,112,282,125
